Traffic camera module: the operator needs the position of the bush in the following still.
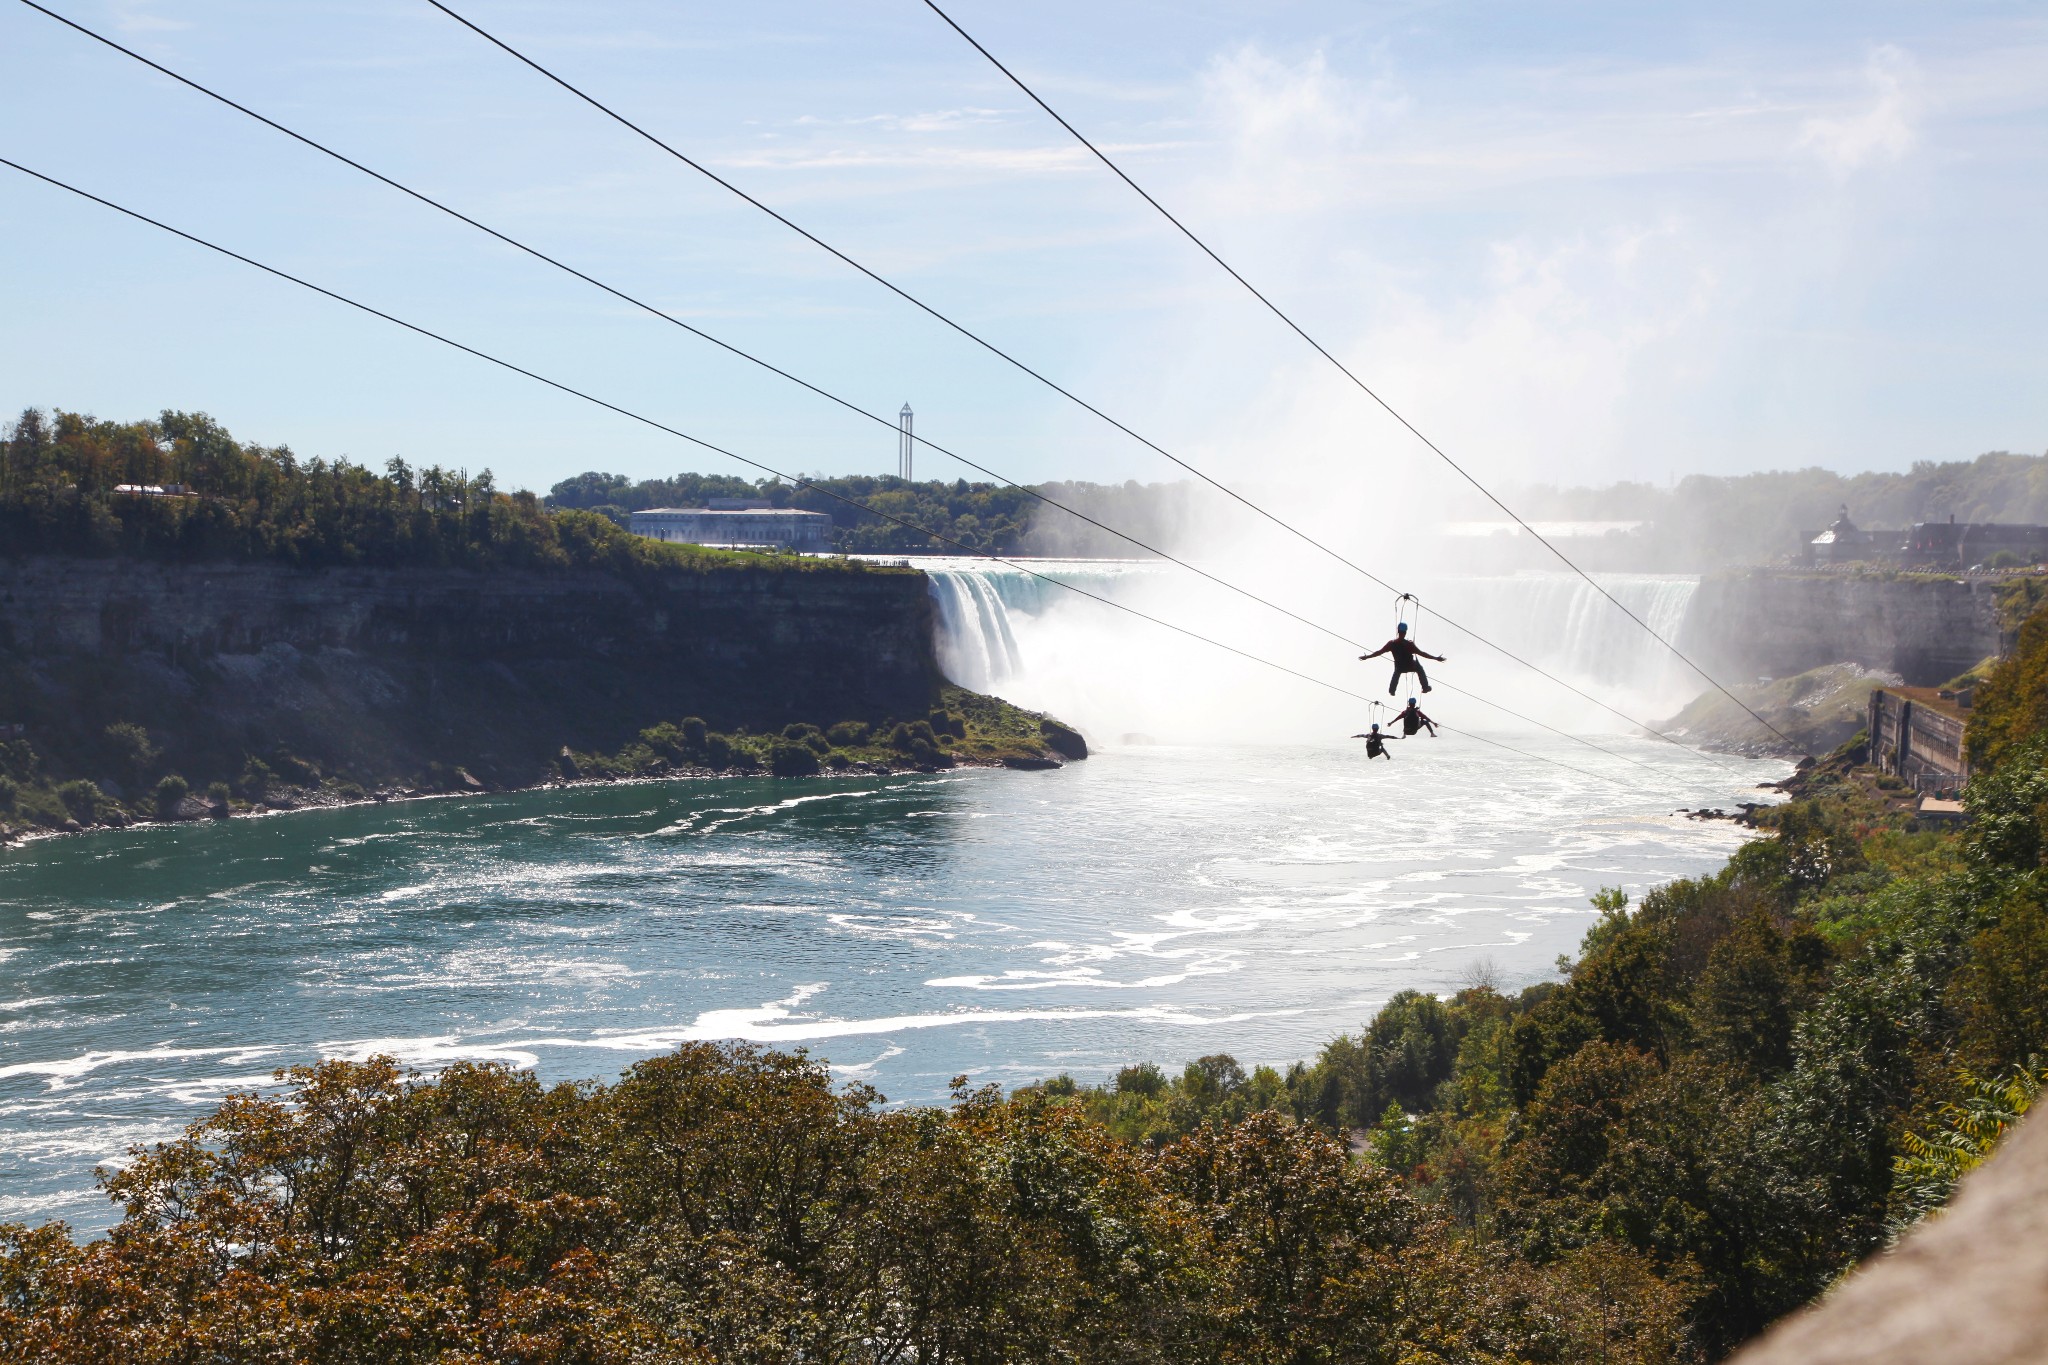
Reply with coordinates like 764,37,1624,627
152,774,189,820
703,734,733,769
770,742,822,778
102,721,159,786
681,716,709,751
238,757,273,801
206,781,232,812
909,737,938,766
55,779,105,823
1117,1063,1167,1097
827,720,869,747
0,775,14,812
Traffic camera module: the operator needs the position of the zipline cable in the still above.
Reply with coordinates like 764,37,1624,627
413,0,1755,767
919,0,1798,751
0,154,1663,797
18,0,1705,781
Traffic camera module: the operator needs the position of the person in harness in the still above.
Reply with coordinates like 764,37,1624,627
1359,622,1444,696
1393,698,1438,738
1351,723,1393,760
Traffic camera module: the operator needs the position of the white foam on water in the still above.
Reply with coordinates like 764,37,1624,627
0,697,1786,1238
0,1045,283,1088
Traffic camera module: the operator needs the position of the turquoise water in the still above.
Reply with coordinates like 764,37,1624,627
0,739,1781,1233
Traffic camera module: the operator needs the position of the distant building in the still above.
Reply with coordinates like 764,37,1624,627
1868,686,1971,793
1900,516,2048,569
1806,506,1883,565
630,507,833,553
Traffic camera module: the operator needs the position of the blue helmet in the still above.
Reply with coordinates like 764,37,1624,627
1408,697,1418,705
1396,621,1408,633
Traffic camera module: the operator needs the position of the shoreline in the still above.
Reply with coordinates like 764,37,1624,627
1,736,1791,853
0,751,1052,852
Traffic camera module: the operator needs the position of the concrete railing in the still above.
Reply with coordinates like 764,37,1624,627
1730,1108,2048,1365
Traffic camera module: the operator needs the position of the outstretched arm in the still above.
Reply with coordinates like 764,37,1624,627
1424,650,1447,662
1358,646,1388,660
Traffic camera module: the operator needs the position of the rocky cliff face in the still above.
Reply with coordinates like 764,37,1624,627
0,556,938,788
1682,571,2005,687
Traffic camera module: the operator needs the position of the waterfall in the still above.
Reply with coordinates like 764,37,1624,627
922,559,1705,737
923,559,1148,693
928,569,1027,691
1430,572,1702,708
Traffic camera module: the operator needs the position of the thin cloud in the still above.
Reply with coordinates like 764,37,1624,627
1796,45,1921,175
112,0,190,35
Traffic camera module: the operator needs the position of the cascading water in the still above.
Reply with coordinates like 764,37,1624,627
1437,572,1702,712
924,559,1154,694
927,569,1028,692
923,560,1704,739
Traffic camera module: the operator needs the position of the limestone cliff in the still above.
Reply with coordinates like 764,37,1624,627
1682,570,2006,686
0,554,944,798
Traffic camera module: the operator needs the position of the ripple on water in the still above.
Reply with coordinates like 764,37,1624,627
0,742,1783,1235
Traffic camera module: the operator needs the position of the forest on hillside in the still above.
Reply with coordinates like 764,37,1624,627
6,585,2048,1360
0,408,810,577
551,448,2048,568
546,469,1198,558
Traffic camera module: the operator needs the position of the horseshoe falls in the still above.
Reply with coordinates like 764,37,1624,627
923,560,1705,741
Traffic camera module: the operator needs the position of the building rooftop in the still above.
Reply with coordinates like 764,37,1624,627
1880,686,1970,720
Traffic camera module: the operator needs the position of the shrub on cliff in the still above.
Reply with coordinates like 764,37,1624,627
54,780,106,824
1969,592,2048,773
151,774,188,820
769,742,822,778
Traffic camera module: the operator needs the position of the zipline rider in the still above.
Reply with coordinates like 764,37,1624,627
1359,622,1445,697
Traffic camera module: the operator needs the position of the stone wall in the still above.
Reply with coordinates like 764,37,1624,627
0,556,938,786
1682,571,2005,686
1730,1109,2048,1365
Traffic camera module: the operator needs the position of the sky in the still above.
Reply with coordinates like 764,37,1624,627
3,0,2045,502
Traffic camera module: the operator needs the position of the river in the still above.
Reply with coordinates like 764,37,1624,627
0,566,1782,1234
